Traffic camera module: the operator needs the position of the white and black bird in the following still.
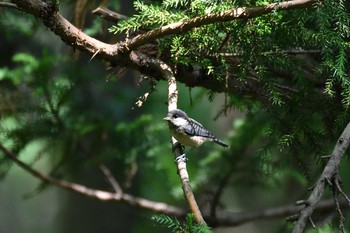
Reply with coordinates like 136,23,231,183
164,109,229,148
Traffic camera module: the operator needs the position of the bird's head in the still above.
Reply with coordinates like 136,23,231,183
163,109,189,127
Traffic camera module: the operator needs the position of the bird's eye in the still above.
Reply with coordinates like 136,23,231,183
173,114,178,118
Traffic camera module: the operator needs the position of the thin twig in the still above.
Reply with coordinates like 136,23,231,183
331,174,347,233
219,49,321,57
333,174,350,207
98,164,123,196
333,182,346,233
92,6,128,23
210,168,234,219
0,2,18,10
309,216,316,228
292,122,350,233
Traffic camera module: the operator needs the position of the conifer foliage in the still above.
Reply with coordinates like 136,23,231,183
1,0,350,232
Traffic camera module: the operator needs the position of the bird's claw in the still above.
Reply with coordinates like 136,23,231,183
175,153,187,162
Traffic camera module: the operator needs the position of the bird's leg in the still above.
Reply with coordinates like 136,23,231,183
172,142,184,152
174,148,193,162
172,142,191,162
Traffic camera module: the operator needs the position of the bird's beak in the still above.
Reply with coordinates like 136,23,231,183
163,117,170,121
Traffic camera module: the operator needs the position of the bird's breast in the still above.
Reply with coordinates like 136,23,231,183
172,130,206,147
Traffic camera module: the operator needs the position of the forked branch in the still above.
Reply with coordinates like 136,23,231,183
292,121,350,233
6,0,316,61
0,142,184,216
122,0,316,52
1,140,349,227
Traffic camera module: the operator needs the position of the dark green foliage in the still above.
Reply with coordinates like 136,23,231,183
152,214,212,233
118,0,350,164
110,0,350,113
2,0,350,232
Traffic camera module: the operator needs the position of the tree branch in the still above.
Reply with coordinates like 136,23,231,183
139,48,209,224
164,57,207,225
292,121,350,233
1,140,348,227
98,164,123,196
92,6,128,23
10,0,123,63
0,142,184,216
128,51,298,105
219,49,322,57
210,168,235,219
122,0,316,52
9,0,316,60
4,0,318,102
0,2,18,9
208,197,349,227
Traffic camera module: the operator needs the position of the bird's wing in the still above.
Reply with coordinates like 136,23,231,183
180,117,229,148
182,118,214,138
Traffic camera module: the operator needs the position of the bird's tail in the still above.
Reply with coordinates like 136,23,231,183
213,138,229,148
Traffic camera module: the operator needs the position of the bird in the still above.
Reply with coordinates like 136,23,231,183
163,109,229,149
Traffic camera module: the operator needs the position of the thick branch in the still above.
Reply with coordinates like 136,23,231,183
11,0,123,63
123,0,316,52
292,121,350,233
9,0,315,60
4,0,318,100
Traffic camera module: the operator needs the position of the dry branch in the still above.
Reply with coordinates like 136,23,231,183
3,0,345,230
7,0,316,61
0,142,184,216
208,197,349,227
122,0,316,52
1,0,319,102
292,121,350,233
1,140,349,227
164,57,207,225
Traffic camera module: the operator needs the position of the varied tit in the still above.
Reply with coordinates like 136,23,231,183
164,109,229,148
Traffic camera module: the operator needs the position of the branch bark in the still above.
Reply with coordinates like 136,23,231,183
10,0,123,63
2,0,318,102
0,142,184,216
208,197,349,227
8,0,316,61
5,0,344,229
1,140,348,227
122,0,316,52
0,2,18,9
92,6,128,23
292,121,350,233
164,56,207,225
130,42,209,224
